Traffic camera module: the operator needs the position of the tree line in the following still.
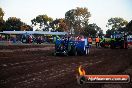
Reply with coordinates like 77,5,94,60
0,7,131,37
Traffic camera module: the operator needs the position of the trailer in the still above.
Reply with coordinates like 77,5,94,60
54,37,89,56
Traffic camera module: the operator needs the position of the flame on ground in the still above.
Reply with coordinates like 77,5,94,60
78,65,86,76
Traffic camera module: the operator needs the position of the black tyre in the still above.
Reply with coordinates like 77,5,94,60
74,49,77,56
110,41,115,49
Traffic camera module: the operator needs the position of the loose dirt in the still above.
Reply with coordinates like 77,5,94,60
0,45,132,88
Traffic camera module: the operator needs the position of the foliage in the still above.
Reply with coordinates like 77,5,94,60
50,18,68,32
65,7,91,35
98,29,104,37
31,14,53,31
106,17,128,35
20,23,33,31
0,19,5,31
0,7,105,35
5,17,23,31
5,17,32,31
126,20,132,34
83,23,103,37
0,8,5,31
0,8,4,20
106,29,115,37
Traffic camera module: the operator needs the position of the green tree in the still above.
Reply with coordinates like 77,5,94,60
0,7,5,31
106,29,115,37
31,14,53,31
0,19,5,31
20,23,33,31
50,18,68,32
83,23,102,37
98,29,104,37
106,17,128,35
126,20,132,34
5,17,24,31
0,7,4,20
65,7,91,35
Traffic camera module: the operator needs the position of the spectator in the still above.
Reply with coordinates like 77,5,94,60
95,37,100,48
88,37,92,48
0,35,2,41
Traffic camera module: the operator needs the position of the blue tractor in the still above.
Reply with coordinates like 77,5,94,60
54,37,90,56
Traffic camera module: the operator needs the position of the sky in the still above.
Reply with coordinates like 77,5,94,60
0,0,132,33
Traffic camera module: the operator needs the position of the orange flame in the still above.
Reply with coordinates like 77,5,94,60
78,65,86,76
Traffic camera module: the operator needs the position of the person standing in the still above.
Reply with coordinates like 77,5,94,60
95,37,100,48
88,37,92,48
29,36,32,43
0,35,2,41
88,37,92,44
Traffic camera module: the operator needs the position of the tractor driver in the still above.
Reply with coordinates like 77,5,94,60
61,37,69,50
64,36,70,50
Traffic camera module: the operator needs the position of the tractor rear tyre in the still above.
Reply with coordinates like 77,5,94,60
74,50,77,56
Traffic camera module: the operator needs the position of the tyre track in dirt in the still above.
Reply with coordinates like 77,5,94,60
0,56,104,87
0,45,132,88
9,59,104,88
0,47,106,88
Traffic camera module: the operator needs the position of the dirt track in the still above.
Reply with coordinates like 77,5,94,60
0,44,132,88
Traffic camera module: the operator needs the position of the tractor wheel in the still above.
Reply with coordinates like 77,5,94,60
73,49,77,56
110,42,115,49
125,43,128,49
120,45,124,49
110,40,115,49
122,43,128,49
120,41,124,49
70,46,77,56
64,51,68,56
110,45,115,49
54,52,57,56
